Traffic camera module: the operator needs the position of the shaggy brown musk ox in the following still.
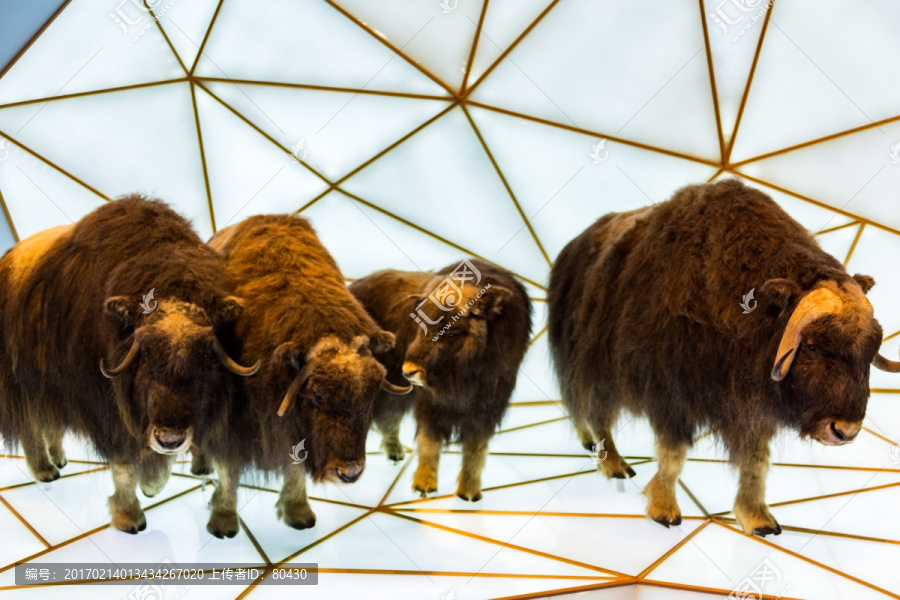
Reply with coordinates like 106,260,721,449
350,259,532,501
203,214,411,538
548,179,900,537
0,196,257,533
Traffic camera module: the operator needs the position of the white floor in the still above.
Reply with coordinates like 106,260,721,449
1,389,899,600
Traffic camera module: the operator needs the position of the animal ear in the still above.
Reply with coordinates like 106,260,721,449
104,296,140,327
759,278,801,311
472,285,513,317
368,330,396,354
273,341,301,371
853,274,875,294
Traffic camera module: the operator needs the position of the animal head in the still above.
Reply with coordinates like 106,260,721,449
274,333,409,483
402,277,514,396
100,295,258,455
764,274,895,445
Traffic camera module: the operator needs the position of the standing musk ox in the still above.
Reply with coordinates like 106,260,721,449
548,179,900,537
0,196,258,534
350,259,532,501
203,214,411,538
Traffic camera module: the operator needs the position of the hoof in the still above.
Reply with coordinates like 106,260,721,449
51,457,68,470
753,523,782,537
383,439,406,464
191,464,214,477
651,513,682,528
112,510,147,534
277,502,316,530
582,441,595,451
286,514,317,530
206,511,239,539
412,469,438,497
600,456,636,480
734,503,781,538
31,466,61,483
456,490,483,502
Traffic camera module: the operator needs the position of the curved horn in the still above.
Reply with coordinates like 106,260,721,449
873,353,900,373
212,337,260,376
277,366,310,417
381,379,413,394
100,336,141,378
771,287,843,381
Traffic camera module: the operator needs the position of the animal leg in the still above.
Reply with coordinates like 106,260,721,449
190,444,213,476
645,438,686,527
21,422,59,482
586,422,635,479
108,462,146,534
375,408,406,464
456,436,489,502
733,442,781,537
45,427,67,470
575,422,595,451
139,452,175,498
207,461,240,539
277,462,316,530
412,427,441,497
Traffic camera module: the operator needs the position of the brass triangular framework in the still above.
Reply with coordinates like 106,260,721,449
1,1,900,598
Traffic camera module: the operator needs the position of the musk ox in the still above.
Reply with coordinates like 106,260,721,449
203,214,411,538
0,196,257,533
548,179,900,537
350,259,532,501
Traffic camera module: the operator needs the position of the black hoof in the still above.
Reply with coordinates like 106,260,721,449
457,491,483,502
287,517,316,531
582,441,595,451
191,465,214,476
625,466,637,478
652,516,671,528
753,523,782,537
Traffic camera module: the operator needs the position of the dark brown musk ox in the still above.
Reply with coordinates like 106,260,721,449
350,259,532,501
0,196,258,534
202,214,411,538
548,178,900,537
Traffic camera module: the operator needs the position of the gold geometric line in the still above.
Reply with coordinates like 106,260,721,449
295,187,335,215
381,507,630,578
321,0,460,98
189,82,217,232
712,520,900,600
723,3,774,163
188,0,224,77
493,578,634,600
883,330,900,342
193,76,450,101
705,481,900,514
731,113,900,168
0,483,201,574
706,167,724,182
238,516,271,567
0,79,188,110
334,188,547,290
697,0,725,162
464,0,561,98
193,81,332,187
460,0,490,96
528,324,548,348
0,492,50,547
466,100,723,168
843,222,865,266
312,569,610,580
862,426,897,447
871,388,900,394
495,416,568,435
636,519,712,580
462,104,552,265
145,0,188,75
393,508,705,520
333,100,458,187
0,188,20,242
772,525,900,547
729,169,900,237
0,0,72,82
378,451,414,507
678,480,710,518
686,457,900,474
0,465,109,493
641,579,803,600
815,220,859,236
509,400,561,407
0,128,111,202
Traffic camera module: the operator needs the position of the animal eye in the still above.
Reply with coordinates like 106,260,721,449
805,343,818,353
445,329,462,339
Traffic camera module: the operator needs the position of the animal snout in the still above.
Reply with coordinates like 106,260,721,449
820,420,862,445
401,362,425,386
153,427,188,452
335,462,363,483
